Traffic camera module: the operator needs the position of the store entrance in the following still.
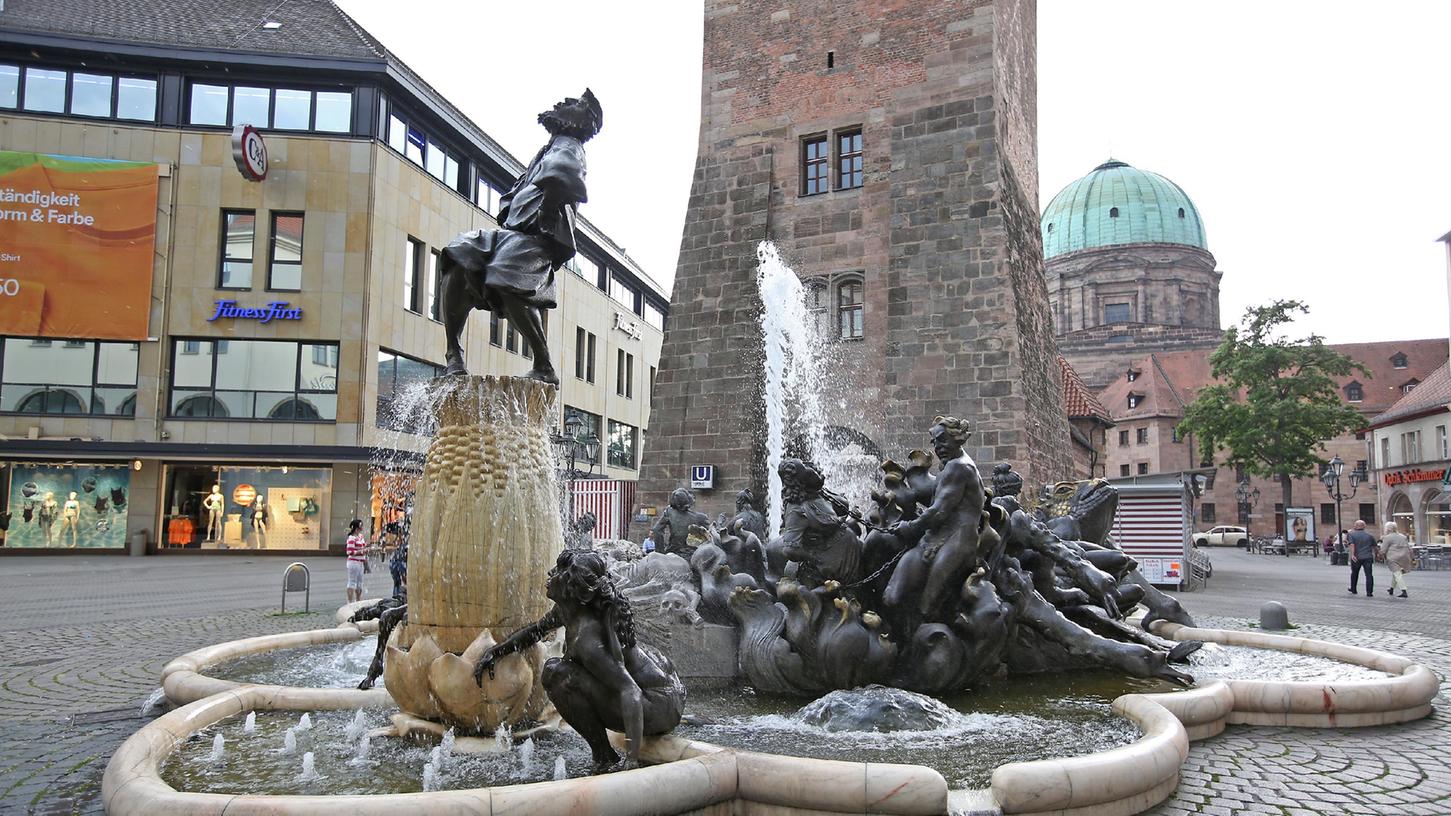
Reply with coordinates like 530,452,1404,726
163,463,332,550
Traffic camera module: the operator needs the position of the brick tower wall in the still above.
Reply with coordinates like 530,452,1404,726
642,0,1072,522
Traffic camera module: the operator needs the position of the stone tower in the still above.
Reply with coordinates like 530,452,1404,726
1041,160,1224,389
641,0,1072,520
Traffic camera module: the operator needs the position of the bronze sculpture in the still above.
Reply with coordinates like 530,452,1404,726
474,549,684,771
649,488,709,557
439,90,603,382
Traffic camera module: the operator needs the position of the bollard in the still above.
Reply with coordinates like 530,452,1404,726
281,562,310,613
1260,600,1290,630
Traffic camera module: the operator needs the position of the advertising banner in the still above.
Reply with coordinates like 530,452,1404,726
0,150,159,340
1285,506,1316,548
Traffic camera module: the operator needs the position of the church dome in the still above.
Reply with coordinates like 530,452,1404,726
1041,160,1207,260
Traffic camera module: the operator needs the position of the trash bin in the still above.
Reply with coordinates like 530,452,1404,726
130,531,148,557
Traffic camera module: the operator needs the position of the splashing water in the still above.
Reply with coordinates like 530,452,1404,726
297,713,313,732
756,241,876,533
493,724,513,753
280,727,297,755
349,733,371,766
422,761,439,792
243,712,257,735
552,755,568,781
139,688,165,718
298,751,321,782
518,737,535,776
429,746,444,774
440,727,456,767
343,709,366,742
208,733,225,761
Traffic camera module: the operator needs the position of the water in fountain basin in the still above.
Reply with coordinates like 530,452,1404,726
429,746,444,774
350,733,371,766
422,761,438,792
209,733,225,762
493,724,513,753
344,709,366,742
243,712,256,735
440,728,456,766
298,752,321,782
518,737,535,776
212,640,381,689
553,756,567,781
297,713,312,732
280,727,297,755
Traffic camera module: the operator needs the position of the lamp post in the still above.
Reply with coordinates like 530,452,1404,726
1321,455,1363,561
1234,479,1260,527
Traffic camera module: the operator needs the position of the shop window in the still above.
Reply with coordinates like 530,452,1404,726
219,210,256,289
837,129,863,189
564,406,602,465
187,82,352,132
163,464,332,550
1104,302,1131,324
0,338,138,416
376,349,442,433
403,236,423,313
610,275,637,311
607,419,638,469
1202,503,1216,524
4,462,133,549
169,339,337,421
267,213,304,291
802,135,828,195
837,279,864,339
427,249,441,321
1321,503,1336,524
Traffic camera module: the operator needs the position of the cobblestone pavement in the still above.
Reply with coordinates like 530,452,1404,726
2,550,1450,814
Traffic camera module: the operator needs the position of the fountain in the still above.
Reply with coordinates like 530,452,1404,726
208,734,224,762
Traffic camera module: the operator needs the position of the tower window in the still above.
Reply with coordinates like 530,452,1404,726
1178,207,1186,218
1109,207,1120,218
837,129,863,189
1046,223,1054,233
1391,352,1408,369
826,51,835,69
1104,302,1131,324
802,135,828,195
837,278,864,339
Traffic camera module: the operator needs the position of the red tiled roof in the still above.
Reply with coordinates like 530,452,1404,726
1059,355,1112,423
1370,361,1451,428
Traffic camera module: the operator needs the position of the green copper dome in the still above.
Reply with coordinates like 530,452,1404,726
1041,160,1207,259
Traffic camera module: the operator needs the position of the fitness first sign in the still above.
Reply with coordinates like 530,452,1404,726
0,150,159,341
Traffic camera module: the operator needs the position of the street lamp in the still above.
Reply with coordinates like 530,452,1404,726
1321,455,1363,560
552,413,601,482
1234,479,1260,527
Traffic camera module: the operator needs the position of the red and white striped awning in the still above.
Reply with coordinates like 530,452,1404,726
1112,493,1188,557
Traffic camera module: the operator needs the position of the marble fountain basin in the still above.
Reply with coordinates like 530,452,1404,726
106,607,1440,816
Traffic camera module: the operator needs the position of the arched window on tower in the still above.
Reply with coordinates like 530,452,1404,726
1177,207,1186,218
837,278,864,340
1109,206,1119,218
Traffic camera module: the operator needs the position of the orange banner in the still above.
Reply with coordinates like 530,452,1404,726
0,151,159,340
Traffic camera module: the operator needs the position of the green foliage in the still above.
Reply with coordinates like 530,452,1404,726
1179,300,1367,484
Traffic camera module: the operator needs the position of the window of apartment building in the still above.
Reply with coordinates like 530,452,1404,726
1137,462,1149,475
1356,459,1368,477
3,64,157,121
609,275,637,312
649,365,657,404
1136,427,1148,444
488,313,502,347
575,328,588,380
1126,369,1139,382
1381,437,1391,468
1120,464,1131,477
426,250,441,321
376,349,441,432
1104,302,1131,324
1392,352,1408,369
1321,503,1336,524
267,213,304,291
563,406,603,464
0,338,139,416
616,349,634,398
575,328,599,382
169,339,337,420
505,321,518,354
1359,503,1376,525
585,333,596,382
188,82,350,132
1127,393,1142,409
1438,425,1448,458
1118,429,1129,446
838,279,864,339
476,178,501,216
1402,379,1419,395
218,211,256,289
384,106,464,192
403,237,423,313
1345,382,1363,402
802,135,829,195
644,302,665,332
1202,503,1216,525
837,129,863,189
1402,430,1422,463
607,419,638,469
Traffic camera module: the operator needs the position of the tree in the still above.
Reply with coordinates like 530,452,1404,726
1179,300,1368,521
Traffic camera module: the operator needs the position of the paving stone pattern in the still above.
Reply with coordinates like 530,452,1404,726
3,549,1451,814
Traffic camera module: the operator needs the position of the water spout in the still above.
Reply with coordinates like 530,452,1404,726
349,733,371,766
553,755,567,781
518,736,535,776
440,727,456,767
297,712,313,731
422,760,439,792
139,688,165,718
493,724,513,753
344,709,366,742
243,712,256,735
208,733,225,762
281,726,297,755
298,751,320,782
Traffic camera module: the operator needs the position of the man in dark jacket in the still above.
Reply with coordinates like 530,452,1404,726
1347,519,1377,597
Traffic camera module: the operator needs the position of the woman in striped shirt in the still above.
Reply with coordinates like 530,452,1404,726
345,519,367,603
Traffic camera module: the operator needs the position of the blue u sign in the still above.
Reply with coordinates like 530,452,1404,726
690,465,714,489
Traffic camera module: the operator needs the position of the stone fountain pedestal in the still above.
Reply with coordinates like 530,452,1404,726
382,375,563,735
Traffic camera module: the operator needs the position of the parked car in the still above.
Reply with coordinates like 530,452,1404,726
1194,525,1249,548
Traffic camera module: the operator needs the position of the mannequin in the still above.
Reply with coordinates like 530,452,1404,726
60,491,80,547
252,497,269,548
38,492,58,546
203,484,225,542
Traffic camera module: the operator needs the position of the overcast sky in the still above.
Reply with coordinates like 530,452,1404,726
338,0,1451,345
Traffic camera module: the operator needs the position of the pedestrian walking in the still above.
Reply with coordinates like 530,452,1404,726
345,519,367,603
642,533,656,554
1379,522,1412,599
1346,519,1377,597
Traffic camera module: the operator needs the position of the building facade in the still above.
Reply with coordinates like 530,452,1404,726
0,1,666,553
641,0,1071,521
1042,160,1224,389
1368,362,1451,545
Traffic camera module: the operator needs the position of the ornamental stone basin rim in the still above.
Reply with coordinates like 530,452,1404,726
118,614,1437,816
